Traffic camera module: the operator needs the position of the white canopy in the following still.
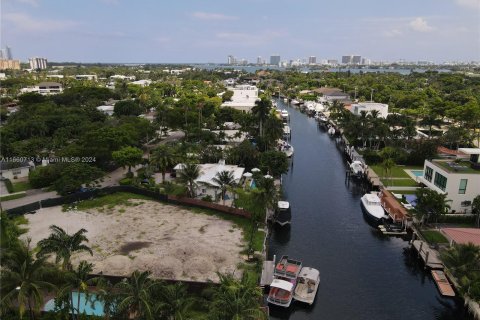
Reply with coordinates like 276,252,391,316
243,172,253,177
270,279,294,292
251,168,261,172
278,201,290,209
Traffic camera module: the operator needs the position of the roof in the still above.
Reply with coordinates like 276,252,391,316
0,161,31,170
313,87,344,95
437,146,466,156
458,148,480,155
441,228,480,246
270,279,294,291
174,163,245,188
37,82,62,87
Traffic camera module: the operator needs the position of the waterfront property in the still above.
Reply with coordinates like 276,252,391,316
221,84,259,112
350,102,389,118
418,148,480,213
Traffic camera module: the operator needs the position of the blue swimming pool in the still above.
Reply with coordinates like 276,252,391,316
44,292,105,316
411,170,424,177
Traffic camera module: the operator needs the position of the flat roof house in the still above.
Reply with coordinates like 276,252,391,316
221,85,259,112
350,102,389,119
418,148,480,213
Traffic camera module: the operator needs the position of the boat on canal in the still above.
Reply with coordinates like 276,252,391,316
293,267,320,305
274,255,302,279
267,278,295,307
349,160,365,178
327,125,335,136
274,201,292,226
431,270,455,297
283,125,291,140
278,140,294,158
281,109,290,122
361,192,387,224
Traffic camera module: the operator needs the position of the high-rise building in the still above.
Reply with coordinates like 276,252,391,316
257,56,263,65
29,57,48,70
270,55,281,66
308,56,317,64
0,59,20,70
0,46,12,60
342,55,353,64
352,55,362,64
327,59,339,66
227,55,236,65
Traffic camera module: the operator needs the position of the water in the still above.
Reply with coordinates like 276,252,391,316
268,100,470,320
44,292,105,316
411,170,424,177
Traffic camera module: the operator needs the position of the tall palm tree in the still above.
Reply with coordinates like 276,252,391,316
441,243,480,280
38,225,93,271
209,273,266,320
156,282,195,320
212,170,235,204
263,115,284,151
93,278,117,320
1,240,56,319
115,271,157,320
251,97,272,138
151,144,177,183
178,163,200,198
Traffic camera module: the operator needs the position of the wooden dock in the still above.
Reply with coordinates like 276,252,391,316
260,259,275,287
412,240,444,269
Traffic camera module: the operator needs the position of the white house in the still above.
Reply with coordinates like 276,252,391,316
418,148,480,213
174,161,245,200
130,79,152,87
110,75,136,81
75,74,98,81
0,162,33,180
211,130,247,145
350,102,389,118
20,82,63,95
221,85,259,112
97,105,115,116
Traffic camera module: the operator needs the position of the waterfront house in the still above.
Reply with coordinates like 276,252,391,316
418,148,480,213
313,87,349,102
350,102,389,118
221,85,259,112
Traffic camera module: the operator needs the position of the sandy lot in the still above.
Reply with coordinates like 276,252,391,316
24,200,245,282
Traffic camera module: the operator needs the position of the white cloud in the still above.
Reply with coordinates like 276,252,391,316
409,17,434,32
455,0,480,9
4,12,79,32
383,29,403,38
191,12,238,21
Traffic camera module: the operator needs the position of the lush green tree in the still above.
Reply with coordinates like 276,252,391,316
28,165,61,189
38,225,93,271
114,100,143,117
212,170,235,204
222,90,234,102
473,195,480,228
155,282,195,320
415,188,451,223
115,271,157,320
112,146,144,175
150,144,178,182
177,163,200,198
251,97,272,138
52,163,103,195
258,151,288,177
441,243,480,282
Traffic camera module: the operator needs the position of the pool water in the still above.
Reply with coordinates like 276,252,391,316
44,292,104,316
411,170,424,177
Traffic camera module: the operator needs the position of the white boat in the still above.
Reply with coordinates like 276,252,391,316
283,98,288,103
361,193,387,223
293,267,320,305
291,99,300,105
349,160,365,178
278,141,294,158
283,125,291,140
327,126,335,136
267,278,295,307
281,110,289,122
275,201,291,226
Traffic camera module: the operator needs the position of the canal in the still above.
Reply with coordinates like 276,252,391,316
268,99,471,320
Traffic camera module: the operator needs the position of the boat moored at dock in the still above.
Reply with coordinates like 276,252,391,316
267,278,295,307
293,267,320,305
274,255,302,279
361,192,387,224
274,201,292,226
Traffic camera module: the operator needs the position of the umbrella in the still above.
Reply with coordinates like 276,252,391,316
251,168,261,172
243,172,253,178
264,175,273,179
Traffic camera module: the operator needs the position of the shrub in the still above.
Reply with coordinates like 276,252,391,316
201,195,213,202
29,165,60,189
119,178,133,185
363,150,382,165
3,178,14,193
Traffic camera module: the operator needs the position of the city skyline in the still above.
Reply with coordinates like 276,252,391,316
1,0,479,63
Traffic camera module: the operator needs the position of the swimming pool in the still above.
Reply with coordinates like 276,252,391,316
410,170,424,177
44,292,105,316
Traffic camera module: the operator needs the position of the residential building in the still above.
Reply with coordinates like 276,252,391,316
0,59,20,70
130,79,152,87
270,55,281,66
110,75,136,81
350,102,389,118
20,82,63,95
75,74,98,81
0,46,13,59
256,56,263,65
221,85,259,112
418,148,480,213
308,56,317,64
327,59,339,66
211,130,247,145
29,57,48,70
97,105,115,116
313,87,350,102
0,161,33,180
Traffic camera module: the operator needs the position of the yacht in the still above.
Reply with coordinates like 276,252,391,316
275,201,292,226
293,267,320,305
327,126,335,136
283,125,291,140
361,192,387,223
291,99,300,105
350,160,365,178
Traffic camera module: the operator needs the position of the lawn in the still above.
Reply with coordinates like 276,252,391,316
370,165,423,179
0,192,27,201
388,189,418,195
12,181,32,193
382,178,419,187
71,192,151,211
421,230,449,244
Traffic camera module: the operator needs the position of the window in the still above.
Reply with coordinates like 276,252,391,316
459,179,468,194
434,172,447,191
424,166,433,182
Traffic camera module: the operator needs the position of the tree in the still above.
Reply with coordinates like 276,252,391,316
38,225,93,271
415,188,451,224
156,282,195,320
441,243,480,282
222,90,234,102
52,163,103,195
0,240,56,319
259,151,288,177
212,170,235,204
114,100,143,117
115,271,156,320
177,163,200,198
473,195,480,228
251,97,272,139
150,144,177,183
380,158,395,187
112,146,144,175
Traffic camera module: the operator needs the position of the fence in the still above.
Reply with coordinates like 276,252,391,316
4,186,249,220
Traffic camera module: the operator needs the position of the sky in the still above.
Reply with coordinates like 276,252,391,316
1,0,480,63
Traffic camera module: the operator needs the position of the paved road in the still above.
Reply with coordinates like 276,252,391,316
1,191,58,210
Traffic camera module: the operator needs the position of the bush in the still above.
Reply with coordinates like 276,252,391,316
201,195,213,202
119,178,133,185
29,165,60,189
3,178,14,193
437,214,476,225
363,150,382,165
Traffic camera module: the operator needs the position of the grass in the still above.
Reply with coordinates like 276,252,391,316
11,181,32,192
0,192,27,201
421,230,449,244
71,192,151,211
370,165,423,179
382,179,419,187
388,189,418,195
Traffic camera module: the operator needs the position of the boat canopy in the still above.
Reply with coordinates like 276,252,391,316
298,267,320,280
278,201,290,210
270,279,294,292
364,193,381,204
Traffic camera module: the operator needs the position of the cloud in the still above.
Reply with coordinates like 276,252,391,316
409,17,434,32
455,0,480,9
4,12,79,32
191,12,238,21
383,29,403,38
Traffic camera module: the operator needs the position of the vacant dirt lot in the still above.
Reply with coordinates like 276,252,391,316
24,200,245,282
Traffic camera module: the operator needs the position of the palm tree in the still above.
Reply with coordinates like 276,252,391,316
38,225,93,271
472,195,480,227
212,170,235,204
380,158,395,187
115,271,157,320
209,273,266,320
178,163,200,198
93,278,117,320
251,97,272,139
263,115,284,151
1,240,56,319
441,243,480,281
415,188,451,224
156,282,195,320
151,144,177,183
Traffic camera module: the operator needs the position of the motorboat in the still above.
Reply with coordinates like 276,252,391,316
278,140,294,158
283,98,288,103
349,160,365,178
281,110,289,122
291,99,300,105
361,192,387,223
327,126,335,136
267,278,295,307
274,201,292,226
293,267,320,305
317,114,328,123
274,255,302,279
283,125,291,140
